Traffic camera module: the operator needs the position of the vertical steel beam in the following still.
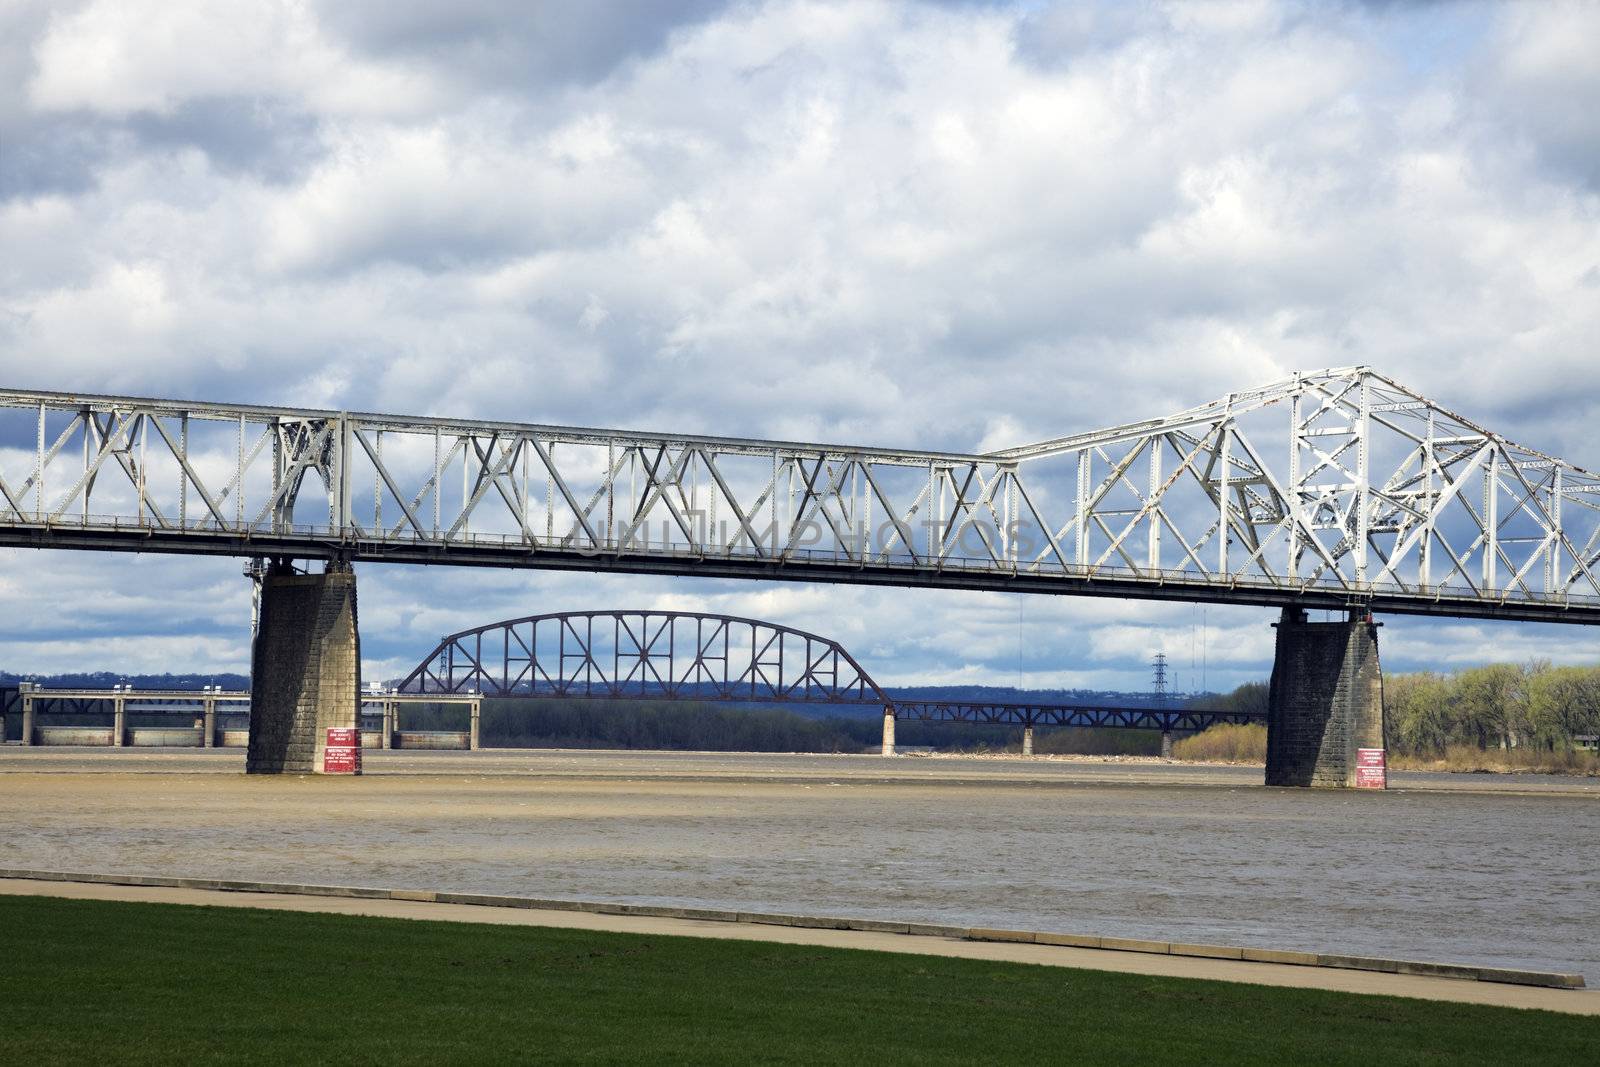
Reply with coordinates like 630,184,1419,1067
1075,450,1089,568
1288,390,1301,579
1354,373,1370,582
34,403,44,518
1484,445,1499,590
1147,439,1162,572
1549,468,1561,595
179,413,189,528
1218,417,1231,577
1421,409,1434,589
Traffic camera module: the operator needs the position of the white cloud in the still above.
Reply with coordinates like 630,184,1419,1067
28,0,436,118
2,0,1598,690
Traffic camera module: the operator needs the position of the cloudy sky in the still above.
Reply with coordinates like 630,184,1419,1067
1,0,1597,691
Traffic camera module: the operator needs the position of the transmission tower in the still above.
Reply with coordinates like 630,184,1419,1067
1151,651,1169,706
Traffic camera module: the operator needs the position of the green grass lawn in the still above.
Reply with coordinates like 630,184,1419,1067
0,895,1595,1065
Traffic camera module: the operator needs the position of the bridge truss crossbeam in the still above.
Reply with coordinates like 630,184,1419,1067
3,367,1598,622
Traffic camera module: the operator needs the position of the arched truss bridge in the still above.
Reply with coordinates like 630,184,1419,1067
393,609,1261,732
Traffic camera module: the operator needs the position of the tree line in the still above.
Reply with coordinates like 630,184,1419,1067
399,698,1156,754
1204,662,1599,755
1385,662,1600,754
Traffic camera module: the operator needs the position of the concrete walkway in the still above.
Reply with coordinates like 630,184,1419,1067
4,877,1596,1017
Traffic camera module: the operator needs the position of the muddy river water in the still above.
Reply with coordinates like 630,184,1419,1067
1,748,1595,978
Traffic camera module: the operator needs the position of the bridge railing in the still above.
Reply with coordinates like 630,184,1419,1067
12,510,1600,614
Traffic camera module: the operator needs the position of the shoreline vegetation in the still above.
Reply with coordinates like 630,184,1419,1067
1165,662,1600,776
1162,724,1598,777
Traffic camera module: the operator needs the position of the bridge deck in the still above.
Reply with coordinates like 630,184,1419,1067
5,368,1598,623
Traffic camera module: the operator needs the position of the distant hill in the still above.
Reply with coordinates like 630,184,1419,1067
883,684,1213,706
0,670,250,691
0,672,1226,712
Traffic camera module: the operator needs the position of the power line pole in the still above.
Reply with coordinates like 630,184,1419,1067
1152,651,1174,759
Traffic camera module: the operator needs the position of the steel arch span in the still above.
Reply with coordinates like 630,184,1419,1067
396,610,894,706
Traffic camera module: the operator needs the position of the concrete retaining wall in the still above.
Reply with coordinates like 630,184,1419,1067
129,727,203,748
35,727,114,746
394,731,470,750
0,868,1580,991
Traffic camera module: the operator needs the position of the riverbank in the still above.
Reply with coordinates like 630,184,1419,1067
1388,746,1600,776
4,873,1584,1000
2,894,1595,1064
904,747,1600,779
1161,722,1600,777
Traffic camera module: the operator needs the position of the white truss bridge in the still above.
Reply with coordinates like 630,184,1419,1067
2,367,1597,622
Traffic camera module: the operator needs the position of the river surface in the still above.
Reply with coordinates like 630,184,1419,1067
0,748,1595,978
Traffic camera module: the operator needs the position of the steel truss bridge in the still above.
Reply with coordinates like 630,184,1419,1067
395,610,1262,733
3,367,1599,623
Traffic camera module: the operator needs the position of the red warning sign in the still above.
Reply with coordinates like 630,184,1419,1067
323,746,360,774
1355,747,1386,789
324,727,362,774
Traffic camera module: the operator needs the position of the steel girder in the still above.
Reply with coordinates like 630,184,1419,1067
891,701,1262,731
2,367,1598,622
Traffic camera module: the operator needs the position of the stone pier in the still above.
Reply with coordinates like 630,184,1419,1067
1265,607,1386,788
1021,725,1034,757
881,707,896,757
1160,730,1174,759
246,560,361,774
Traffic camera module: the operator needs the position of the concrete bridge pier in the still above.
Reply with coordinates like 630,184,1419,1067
1160,731,1174,759
245,558,361,775
1021,725,1034,757
1265,607,1386,788
20,685,34,746
470,699,481,751
202,695,216,748
881,708,896,757
112,694,126,747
